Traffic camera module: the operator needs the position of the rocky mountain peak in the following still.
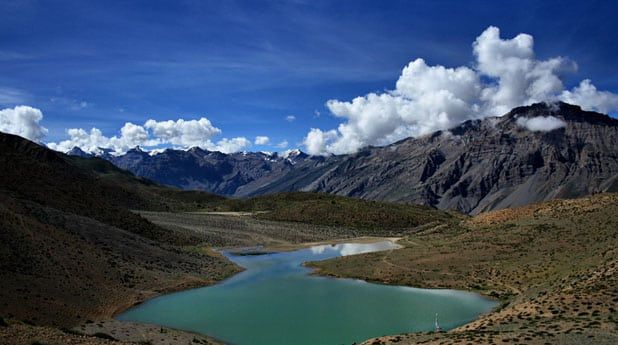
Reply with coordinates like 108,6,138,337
67,146,92,158
282,149,308,159
126,146,147,154
504,102,617,125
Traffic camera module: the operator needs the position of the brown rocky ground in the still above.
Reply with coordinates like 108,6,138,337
0,193,241,328
0,319,220,345
308,193,618,345
0,321,125,345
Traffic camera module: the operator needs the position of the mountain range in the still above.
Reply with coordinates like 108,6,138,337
1,103,617,344
69,102,618,214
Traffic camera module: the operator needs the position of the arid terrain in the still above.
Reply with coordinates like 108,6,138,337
308,193,618,345
5,194,616,345
0,191,242,345
0,205,441,345
1,132,617,345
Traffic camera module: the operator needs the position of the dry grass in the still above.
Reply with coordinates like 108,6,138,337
201,191,456,232
308,193,618,345
139,210,396,248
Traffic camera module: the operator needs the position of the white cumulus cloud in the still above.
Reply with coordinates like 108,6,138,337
47,122,159,154
48,128,109,153
0,105,48,142
212,137,251,153
516,116,566,132
285,115,296,122
0,103,253,155
254,135,270,145
144,118,221,148
560,79,618,114
304,26,618,155
302,128,338,155
48,115,250,155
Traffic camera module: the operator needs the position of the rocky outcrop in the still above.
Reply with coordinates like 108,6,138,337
300,102,618,213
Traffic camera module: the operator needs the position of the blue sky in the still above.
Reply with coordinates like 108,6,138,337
1,0,617,153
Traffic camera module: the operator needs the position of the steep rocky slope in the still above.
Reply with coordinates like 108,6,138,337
303,102,618,213
0,132,241,327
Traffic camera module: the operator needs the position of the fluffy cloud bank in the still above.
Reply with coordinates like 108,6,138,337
0,105,253,154
516,116,566,132
0,105,48,142
46,116,250,154
0,103,253,154
304,26,618,155
144,118,221,148
212,137,251,153
559,80,618,114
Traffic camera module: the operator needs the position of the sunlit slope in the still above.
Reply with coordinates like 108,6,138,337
203,191,457,233
309,193,618,344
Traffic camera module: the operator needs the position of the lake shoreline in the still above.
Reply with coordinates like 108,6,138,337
307,261,504,303
74,273,235,345
66,236,400,345
108,237,498,345
226,235,402,255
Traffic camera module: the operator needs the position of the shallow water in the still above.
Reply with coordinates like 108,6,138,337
118,241,497,345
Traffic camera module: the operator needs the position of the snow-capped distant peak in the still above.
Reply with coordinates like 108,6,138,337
148,148,167,156
281,149,303,159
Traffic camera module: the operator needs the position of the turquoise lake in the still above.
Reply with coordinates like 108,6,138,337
117,241,497,345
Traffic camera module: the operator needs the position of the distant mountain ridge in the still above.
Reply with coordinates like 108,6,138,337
102,146,327,196
69,102,618,214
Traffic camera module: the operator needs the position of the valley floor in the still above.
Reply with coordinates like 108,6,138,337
0,209,390,345
2,194,617,345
